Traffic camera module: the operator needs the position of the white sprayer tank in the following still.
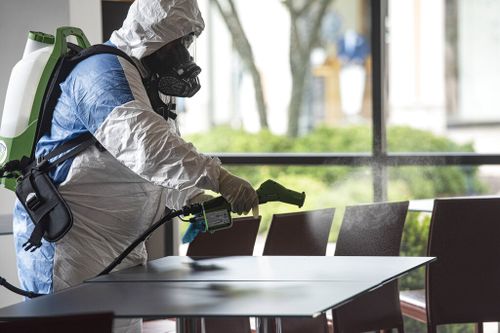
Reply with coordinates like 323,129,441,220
0,32,54,138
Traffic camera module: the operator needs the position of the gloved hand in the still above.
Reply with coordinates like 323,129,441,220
218,168,259,216
187,192,215,205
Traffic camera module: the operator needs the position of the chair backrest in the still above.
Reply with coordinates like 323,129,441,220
262,208,334,333
0,312,114,333
332,201,409,333
187,216,261,256
186,216,261,333
426,197,500,326
335,201,409,256
262,208,335,256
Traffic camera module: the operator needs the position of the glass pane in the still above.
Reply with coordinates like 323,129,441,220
178,165,373,255
387,0,500,154
388,165,489,202
180,0,372,152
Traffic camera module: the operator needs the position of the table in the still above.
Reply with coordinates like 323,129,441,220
89,255,431,284
0,256,434,333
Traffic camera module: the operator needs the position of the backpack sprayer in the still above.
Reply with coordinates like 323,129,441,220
0,179,305,298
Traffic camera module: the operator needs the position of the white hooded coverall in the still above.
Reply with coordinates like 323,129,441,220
13,0,219,332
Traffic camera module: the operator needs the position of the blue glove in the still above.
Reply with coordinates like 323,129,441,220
181,220,206,244
182,192,215,244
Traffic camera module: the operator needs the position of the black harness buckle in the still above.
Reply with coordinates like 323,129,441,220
25,192,43,211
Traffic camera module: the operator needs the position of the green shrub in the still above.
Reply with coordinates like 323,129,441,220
188,124,485,204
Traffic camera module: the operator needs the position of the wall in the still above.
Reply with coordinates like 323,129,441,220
69,0,103,45
0,0,70,119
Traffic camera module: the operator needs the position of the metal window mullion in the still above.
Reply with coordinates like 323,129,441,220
371,0,388,202
216,153,500,166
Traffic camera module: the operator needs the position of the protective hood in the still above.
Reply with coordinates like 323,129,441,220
110,0,205,60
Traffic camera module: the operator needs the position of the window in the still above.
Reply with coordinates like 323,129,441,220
182,0,373,152
387,0,500,154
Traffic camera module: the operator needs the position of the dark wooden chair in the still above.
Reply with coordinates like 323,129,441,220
187,215,261,333
400,197,500,333
263,208,335,333
332,201,409,333
187,215,261,257
0,312,114,333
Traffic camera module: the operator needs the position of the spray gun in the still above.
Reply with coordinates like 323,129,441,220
183,180,305,241
188,179,306,236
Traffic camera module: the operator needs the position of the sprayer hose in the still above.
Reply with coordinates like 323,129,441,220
0,276,43,298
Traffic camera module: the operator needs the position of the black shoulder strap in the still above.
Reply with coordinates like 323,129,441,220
33,44,140,158
0,133,96,179
77,44,138,70
38,132,96,169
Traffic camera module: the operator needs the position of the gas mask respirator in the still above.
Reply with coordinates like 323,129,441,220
143,34,201,98
142,34,201,120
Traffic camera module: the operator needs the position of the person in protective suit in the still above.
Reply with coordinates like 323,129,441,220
12,0,258,331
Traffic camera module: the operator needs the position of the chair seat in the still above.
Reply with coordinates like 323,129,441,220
400,289,426,323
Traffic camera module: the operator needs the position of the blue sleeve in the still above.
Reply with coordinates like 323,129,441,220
65,53,136,134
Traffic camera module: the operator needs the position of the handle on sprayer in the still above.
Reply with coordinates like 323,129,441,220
54,26,91,55
202,179,305,212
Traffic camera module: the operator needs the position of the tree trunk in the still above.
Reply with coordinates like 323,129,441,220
287,63,309,137
211,0,334,135
444,0,459,117
284,0,334,137
212,0,269,129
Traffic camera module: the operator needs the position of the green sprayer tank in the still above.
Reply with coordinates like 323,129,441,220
0,27,90,191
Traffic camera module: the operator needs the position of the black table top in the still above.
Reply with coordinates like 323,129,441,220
0,256,435,320
0,214,13,235
0,280,379,319
89,256,433,284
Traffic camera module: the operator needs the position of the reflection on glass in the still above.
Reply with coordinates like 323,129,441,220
178,0,372,152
